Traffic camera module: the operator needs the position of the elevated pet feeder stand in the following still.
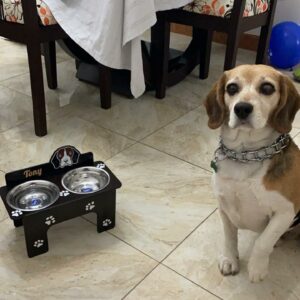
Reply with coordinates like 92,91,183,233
0,146,121,258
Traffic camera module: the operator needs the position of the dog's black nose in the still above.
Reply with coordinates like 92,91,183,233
234,102,253,119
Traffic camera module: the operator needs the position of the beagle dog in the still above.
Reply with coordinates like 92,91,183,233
205,65,300,282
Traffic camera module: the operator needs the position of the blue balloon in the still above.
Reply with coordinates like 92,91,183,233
269,22,300,69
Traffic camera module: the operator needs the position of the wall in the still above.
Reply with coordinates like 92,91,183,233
274,0,300,24
250,0,299,35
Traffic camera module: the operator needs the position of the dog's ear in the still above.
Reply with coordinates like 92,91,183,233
269,75,300,133
66,147,74,158
56,149,64,159
204,73,227,129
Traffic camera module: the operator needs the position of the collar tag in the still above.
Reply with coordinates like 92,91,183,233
210,160,218,173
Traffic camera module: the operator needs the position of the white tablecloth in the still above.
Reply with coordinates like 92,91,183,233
44,0,192,98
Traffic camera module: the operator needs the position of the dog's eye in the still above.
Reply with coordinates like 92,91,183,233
226,83,239,96
260,83,275,95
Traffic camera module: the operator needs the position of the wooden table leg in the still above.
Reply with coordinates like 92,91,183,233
151,15,171,99
43,41,58,90
27,42,47,137
99,64,112,109
196,28,213,80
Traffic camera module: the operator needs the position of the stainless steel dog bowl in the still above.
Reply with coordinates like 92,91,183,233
6,180,60,211
61,166,110,194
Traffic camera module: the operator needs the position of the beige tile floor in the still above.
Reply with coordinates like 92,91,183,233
0,34,300,300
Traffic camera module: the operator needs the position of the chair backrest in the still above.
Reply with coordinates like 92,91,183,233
230,0,247,26
232,0,247,17
183,0,271,20
0,0,56,26
231,0,272,19
0,1,65,44
24,1,42,28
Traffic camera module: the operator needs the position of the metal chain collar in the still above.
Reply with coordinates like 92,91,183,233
214,134,290,164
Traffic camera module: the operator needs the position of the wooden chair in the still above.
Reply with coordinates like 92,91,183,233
151,0,278,99
0,0,112,137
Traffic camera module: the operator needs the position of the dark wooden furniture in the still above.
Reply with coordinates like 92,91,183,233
0,2,112,137
151,0,278,98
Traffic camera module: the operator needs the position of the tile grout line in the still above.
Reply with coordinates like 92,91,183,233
292,131,300,138
121,263,161,300
0,107,75,139
0,86,75,136
142,123,300,168
1,74,203,146
162,264,223,300
1,106,212,176
77,116,138,144
139,127,300,175
137,104,201,142
80,89,203,145
76,100,201,146
80,211,221,299
79,215,163,300
81,215,160,263
0,56,72,96
0,121,138,174
138,140,212,174
77,103,215,176
82,209,219,300
0,113,139,173
158,208,222,299
102,140,139,165
0,71,30,84
79,110,141,160
81,203,218,265
0,103,72,135
107,231,160,262
160,208,217,263
122,209,220,300
0,117,32,135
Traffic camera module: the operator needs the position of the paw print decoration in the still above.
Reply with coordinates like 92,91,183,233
33,240,44,248
103,219,112,227
60,190,70,197
45,216,56,226
11,210,23,218
85,201,95,211
96,163,105,169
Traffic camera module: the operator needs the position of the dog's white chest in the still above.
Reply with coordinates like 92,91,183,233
212,159,289,232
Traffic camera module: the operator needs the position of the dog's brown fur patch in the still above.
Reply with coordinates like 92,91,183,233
264,141,300,212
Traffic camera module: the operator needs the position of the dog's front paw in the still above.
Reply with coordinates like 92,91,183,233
248,255,269,283
218,255,239,276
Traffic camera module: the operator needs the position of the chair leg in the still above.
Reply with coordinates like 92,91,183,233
196,29,213,79
256,0,278,65
27,43,47,137
224,31,241,71
255,26,272,65
43,41,57,90
151,15,170,99
99,64,112,109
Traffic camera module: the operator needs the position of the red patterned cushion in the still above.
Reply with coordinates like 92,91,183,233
183,0,269,18
1,0,57,25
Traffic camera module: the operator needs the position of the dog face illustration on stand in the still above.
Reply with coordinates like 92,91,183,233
56,148,74,168
205,65,300,282
50,146,80,169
